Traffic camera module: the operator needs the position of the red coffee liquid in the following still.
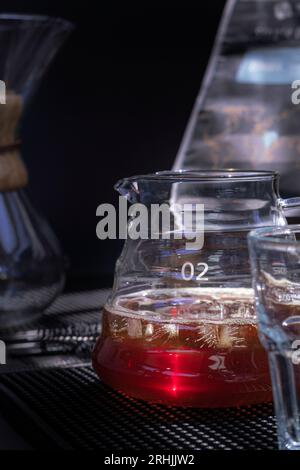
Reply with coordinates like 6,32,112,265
93,288,272,407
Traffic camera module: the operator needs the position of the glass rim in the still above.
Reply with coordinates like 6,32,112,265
248,224,300,249
0,13,74,31
117,169,277,185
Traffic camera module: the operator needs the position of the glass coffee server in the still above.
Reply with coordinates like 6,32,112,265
93,170,300,407
0,15,73,327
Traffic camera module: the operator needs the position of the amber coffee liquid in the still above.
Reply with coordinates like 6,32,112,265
93,288,271,407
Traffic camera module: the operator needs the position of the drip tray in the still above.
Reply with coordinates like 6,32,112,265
0,364,277,450
0,289,277,450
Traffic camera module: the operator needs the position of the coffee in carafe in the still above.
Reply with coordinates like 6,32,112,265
94,287,270,407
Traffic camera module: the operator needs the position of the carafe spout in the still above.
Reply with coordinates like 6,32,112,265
114,178,140,203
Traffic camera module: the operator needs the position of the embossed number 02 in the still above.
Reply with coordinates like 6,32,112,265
181,262,208,281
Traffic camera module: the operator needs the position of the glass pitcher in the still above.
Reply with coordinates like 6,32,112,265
93,169,300,407
0,15,73,327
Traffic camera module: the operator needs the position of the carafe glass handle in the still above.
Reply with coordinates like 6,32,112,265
279,197,300,216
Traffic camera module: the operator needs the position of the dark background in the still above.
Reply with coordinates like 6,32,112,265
2,1,226,288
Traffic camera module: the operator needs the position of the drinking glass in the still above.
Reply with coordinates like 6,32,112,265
248,225,300,450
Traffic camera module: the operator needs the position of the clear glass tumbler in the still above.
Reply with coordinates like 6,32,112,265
248,225,300,450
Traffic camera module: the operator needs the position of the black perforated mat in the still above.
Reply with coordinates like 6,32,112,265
0,290,278,450
0,365,278,450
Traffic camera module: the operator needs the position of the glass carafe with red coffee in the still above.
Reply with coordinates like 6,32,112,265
93,170,300,407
